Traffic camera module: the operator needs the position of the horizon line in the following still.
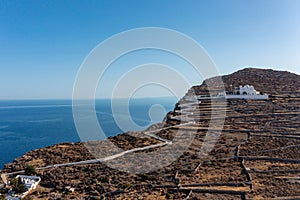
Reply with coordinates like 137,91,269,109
0,96,179,101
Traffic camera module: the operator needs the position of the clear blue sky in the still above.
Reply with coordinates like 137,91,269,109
1,0,300,99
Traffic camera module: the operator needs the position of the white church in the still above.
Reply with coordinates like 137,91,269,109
219,85,268,99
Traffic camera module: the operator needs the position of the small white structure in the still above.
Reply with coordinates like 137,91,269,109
183,85,268,101
238,85,258,95
15,175,41,198
5,196,19,200
218,85,268,100
16,175,41,191
65,186,75,193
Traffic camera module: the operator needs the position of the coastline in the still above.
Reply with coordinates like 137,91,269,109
0,97,177,169
1,68,300,199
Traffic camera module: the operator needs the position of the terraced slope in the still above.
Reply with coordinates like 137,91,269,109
1,68,299,199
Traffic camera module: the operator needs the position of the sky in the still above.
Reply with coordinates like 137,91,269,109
0,0,300,99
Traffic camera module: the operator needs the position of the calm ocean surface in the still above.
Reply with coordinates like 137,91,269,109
0,97,177,168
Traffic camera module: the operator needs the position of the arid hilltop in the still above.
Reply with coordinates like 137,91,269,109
1,68,299,199
188,68,300,97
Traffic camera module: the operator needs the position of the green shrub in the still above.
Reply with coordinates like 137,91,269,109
11,177,27,193
25,165,36,175
166,192,171,199
140,174,151,181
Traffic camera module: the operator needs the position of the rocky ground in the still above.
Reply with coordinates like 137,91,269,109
1,68,299,199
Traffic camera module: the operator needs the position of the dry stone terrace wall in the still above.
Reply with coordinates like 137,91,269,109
1,68,300,199
3,143,95,172
28,97,295,198
234,96,300,199
3,133,161,173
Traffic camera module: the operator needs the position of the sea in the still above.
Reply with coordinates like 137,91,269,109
0,97,177,168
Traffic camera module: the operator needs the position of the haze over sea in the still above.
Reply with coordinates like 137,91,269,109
0,97,177,168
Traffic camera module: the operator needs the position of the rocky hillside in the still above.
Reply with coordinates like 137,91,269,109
1,68,299,199
189,68,300,96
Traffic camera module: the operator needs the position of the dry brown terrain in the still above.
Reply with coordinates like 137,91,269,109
1,68,299,199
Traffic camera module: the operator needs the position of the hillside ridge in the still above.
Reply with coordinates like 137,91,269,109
1,68,299,199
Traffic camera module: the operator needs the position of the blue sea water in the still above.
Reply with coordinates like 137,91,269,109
0,97,177,168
